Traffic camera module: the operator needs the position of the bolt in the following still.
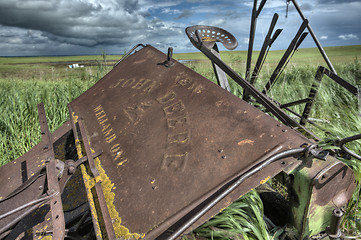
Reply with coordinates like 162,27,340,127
68,166,76,175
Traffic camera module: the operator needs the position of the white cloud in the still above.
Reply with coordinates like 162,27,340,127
320,35,328,40
338,34,359,40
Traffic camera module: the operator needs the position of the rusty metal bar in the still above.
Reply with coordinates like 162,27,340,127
37,103,65,240
67,104,103,240
243,13,282,101
289,0,336,74
339,134,361,160
114,43,145,67
0,193,54,221
0,202,43,236
166,147,306,240
77,119,116,239
192,32,302,129
323,68,358,96
300,66,324,125
280,98,310,109
211,44,231,91
327,208,343,239
300,66,358,126
245,0,268,81
263,20,309,93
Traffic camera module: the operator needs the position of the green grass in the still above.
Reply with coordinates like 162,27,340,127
0,45,360,239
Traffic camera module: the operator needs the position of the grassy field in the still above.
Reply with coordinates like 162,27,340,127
0,45,360,239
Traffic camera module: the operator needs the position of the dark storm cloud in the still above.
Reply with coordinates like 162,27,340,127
0,0,185,55
0,0,360,56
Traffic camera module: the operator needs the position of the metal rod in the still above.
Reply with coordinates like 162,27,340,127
327,208,343,239
0,193,56,221
243,13,281,101
211,44,231,92
263,20,308,93
38,103,66,240
323,68,358,96
190,34,319,140
77,119,116,239
245,0,267,81
114,43,145,67
166,147,305,240
339,134,361,160
0,202,43,235
290,0,336,74
300,66,324,125
280,98,310,109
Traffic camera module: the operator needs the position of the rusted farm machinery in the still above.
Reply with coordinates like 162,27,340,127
0,0,360,239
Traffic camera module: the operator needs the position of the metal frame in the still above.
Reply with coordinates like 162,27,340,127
263,19,309,93
287,0,337,74
187,30,319,141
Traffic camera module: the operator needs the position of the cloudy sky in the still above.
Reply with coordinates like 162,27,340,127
0,0,360,56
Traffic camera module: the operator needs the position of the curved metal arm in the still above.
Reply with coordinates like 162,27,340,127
114,43,145,67
166,147,306,240
339,134,361,160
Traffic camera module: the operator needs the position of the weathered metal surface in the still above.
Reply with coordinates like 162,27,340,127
68,45,312,238
289,156,355,239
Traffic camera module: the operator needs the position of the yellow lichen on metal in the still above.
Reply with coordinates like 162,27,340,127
93,156,142,239
72,111,103,239
81,164,103,239
260,176,271,185
72,111,79,123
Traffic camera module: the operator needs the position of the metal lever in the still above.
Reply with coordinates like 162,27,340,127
263,19,309,94
243,13,282,101
245,0,268,81
37,103,65,240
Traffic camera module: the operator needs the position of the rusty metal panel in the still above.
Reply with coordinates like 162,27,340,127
68,45,312,238
0,121,73,200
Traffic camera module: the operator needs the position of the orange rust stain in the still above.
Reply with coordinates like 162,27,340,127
237,139,254,146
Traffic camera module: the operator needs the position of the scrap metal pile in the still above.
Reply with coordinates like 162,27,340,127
0,0,360,239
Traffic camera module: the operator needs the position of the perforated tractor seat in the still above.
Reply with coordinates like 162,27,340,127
185,25,238,50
